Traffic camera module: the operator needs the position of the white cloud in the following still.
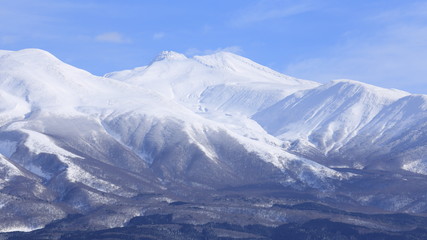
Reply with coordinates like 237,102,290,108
95,32,131,44
231,0,315,26
186,46,243,56
284,3,427,94
152,32,165,40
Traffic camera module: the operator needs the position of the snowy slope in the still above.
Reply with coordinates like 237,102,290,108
0,153,28,185
340,94,427,173
0,89,30,126
253,80,409,153
0,153,66,233
253,79,427,175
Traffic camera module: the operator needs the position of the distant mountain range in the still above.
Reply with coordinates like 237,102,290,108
0,49,426,238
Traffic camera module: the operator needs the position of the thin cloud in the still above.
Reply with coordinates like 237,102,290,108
371,1,427,23
284,3,427,94
152,32,165,40
231,0,315,26
0,0,97,31
95,32,131,44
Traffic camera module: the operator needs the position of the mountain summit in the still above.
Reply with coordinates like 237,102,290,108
154,50,187,61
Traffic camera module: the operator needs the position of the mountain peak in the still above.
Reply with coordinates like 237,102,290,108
12,48,60,61
192,51,249,70
154,51,187,61
325,79,409,99
0,48,65,71
328,79,386,90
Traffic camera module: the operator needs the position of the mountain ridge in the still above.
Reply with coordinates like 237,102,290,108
0,48,426,234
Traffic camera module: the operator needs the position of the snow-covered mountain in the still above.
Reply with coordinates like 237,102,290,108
0,49,345,232
253,79,427,175
0,48,426,234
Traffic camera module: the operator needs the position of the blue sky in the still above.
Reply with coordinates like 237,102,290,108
1,0,426,93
